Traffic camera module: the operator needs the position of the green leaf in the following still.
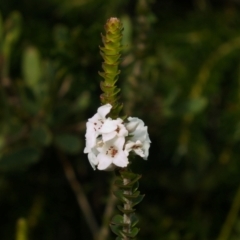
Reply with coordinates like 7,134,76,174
132,181,139,192
102,62,119,74
22,46,42,94
125,227,139,238
119,175,142,188
114,178,132,189
130,214,139,227
54,133,82,154
110,224,124,237
117,205,135,214
120,171,140,180
123,191,140,199
0,146,41,171
186,97,208,114
111,215,123,225
131,194,145,207
113,190,128,203
30,125,52,146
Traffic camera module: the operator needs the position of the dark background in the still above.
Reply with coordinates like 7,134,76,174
1,0,240,239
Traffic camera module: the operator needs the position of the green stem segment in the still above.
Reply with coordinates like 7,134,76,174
110,169,144,240
99,17,123,119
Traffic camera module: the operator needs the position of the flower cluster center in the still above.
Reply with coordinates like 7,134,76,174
106,146,118,158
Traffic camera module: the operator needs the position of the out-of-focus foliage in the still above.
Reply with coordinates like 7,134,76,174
1,0,240,239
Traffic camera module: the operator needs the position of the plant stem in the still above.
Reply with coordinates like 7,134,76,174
123,174,132,240
58,150,99,240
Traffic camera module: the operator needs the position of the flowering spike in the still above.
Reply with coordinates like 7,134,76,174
99,17,123,118
84,17,151,240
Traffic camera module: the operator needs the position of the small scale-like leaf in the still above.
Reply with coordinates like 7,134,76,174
130,214,139,227
125,227,139,238
100,51,120,63
122,176,142,188
113,190,128,203
114,179,132,189
102,62,119,74
100,46,118,55
120,171,141,180
117,205,135,214
123,191,140,199
110,224,124,237
100,81,115,93
111,215,123,225
132,181,139,192
131,194,145,207
120,171,136,179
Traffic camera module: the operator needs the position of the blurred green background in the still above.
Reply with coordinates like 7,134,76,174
1,0,240,239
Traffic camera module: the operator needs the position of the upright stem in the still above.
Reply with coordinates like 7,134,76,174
110,169,143,239
123,176,132,239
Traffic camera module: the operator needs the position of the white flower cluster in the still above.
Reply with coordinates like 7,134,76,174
84,104,151,170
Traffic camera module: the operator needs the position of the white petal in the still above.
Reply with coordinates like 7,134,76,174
97,104,112,118
124,141,135,156
84,124,98,152
126,117,144,132
88,151,98,170
114,137,125,149
133,147,145,158
102,131,117,142
113,150,129,168
97,153,113,170
100,118,118,133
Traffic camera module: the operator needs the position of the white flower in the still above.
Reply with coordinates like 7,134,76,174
125,117,151,160
86,136,128,170
84,104,112,154
84,104,151,170
97,137,128,170
125,140,145,158
100,118,128,142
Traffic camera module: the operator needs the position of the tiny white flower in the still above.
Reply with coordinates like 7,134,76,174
97,137,129,170
125,140,145,158
125,117,151,160
84,104,112,154
100,118,128,142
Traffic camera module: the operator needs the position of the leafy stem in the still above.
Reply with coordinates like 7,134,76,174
110,168,144,239
99,17,123,118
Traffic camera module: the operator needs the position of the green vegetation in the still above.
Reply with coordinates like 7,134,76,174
1,0,240,239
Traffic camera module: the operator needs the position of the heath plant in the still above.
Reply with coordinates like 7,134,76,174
84,18,151,240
